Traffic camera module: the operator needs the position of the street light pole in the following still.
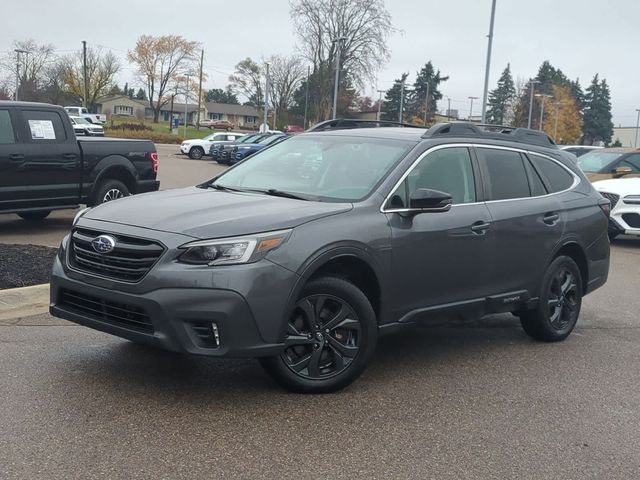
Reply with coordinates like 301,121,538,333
447,96,452,120
480,0,497,124
527,80,541,129
376,89,385,121
468,96,479,120
423,82,430,125
183,74,191,138
332,37,347,119
398,78,405,123
553,102,561,142
303,66,310,129
263,61,271,132
535,93,552,131
14,49,28,101
635,109,640,148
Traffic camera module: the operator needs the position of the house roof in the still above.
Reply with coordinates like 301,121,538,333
163,102,200,113
95,95,147,106
205,102,259,116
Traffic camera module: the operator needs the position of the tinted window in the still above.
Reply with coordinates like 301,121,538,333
621,154,640,172
389,147,476,208
0,110,16,144
523,157,547,196
22,110,67,141
478,148,530,200
529,154,574,192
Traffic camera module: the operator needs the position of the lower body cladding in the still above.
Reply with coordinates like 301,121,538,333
49,231,297,357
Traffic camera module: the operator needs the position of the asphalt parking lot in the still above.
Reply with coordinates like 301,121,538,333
0,144,225,247
1,146,640,478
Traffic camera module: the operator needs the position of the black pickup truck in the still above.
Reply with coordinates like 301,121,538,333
0,101,159,220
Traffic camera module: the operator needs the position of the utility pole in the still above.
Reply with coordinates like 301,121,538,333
635,109,640,148
332,36,347,119
183,74,191,138
480,0,497,123
14,49,28,101
423,82,430,126
263,61,271,132
468,96,479,120
82,41,88,109
527,80,540,129
303,66,310,129
398,78,405,123
447,97,452,120
196,49,204,130
376,89,385,121
535,93,553,131
553,102,561,142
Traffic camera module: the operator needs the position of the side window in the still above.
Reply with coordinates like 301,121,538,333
529,154,575,192
621,154,640,172
387,147,476,209
22,110,67,142
0,110,16,144
523,157,547,196
477,148,530,200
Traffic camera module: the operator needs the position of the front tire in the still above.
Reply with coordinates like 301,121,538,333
260,277,377,393
18,210,51,221
189,146,204,159
91,179,130,206
519,256,583,342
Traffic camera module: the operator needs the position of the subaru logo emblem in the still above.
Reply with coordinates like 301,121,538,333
91,235,116,254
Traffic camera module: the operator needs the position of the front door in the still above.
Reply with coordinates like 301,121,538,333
386,146,495,322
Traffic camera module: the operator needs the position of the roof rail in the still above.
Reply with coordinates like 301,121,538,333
422,122,557,149
307,118,425,132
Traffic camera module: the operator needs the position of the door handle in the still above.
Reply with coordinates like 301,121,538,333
9,154,24,162
543,212,560,225
471,221,491,234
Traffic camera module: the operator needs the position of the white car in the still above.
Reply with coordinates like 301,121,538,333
69,116,105,136
593,177,640,239
180,132,246,159
560,145,603,158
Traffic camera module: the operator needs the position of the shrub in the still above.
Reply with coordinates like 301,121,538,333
105,129,184,144
105,122,152,132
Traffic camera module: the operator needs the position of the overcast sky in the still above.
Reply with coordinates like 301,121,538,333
2,0,638,125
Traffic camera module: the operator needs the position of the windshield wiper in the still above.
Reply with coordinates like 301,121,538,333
208,183,243,192
260,189,309,201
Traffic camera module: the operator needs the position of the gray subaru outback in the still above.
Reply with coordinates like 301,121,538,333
50,120,610,393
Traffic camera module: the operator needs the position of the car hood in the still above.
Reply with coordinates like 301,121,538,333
593,177,640,196
84,187,353,238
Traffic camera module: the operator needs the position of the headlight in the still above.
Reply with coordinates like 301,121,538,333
73,207,91,226
177,229,291,266
622,195,640,205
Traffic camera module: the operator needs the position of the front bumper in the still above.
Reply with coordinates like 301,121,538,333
180,145,190,154
50,220,298,357
610,205,640,236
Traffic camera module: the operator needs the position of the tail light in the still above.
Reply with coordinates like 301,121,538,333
598,200,611,218
150,152,159,173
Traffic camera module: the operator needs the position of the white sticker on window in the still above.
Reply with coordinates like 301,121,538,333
28,120,56,140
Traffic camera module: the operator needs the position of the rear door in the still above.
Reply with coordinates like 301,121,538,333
10,107,81,209
476,146,567,297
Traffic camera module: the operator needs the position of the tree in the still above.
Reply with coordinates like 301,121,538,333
205,87,239,104
228,58,263,107
135,88,147,101
381,72,409,122
411,61,449,124
582,74,613,145
290,0,394,121
542,85,582,144
486,64,515,125
267,55,307,125
0,39,56,101
58,46,120,111
128,35,198,122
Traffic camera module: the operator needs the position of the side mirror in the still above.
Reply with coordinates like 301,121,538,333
408,188,453,212
614,166,633,177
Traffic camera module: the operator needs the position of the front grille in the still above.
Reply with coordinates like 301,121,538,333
69,228,164,282
600,191,620,209
622,213,640,228
59,289,153,333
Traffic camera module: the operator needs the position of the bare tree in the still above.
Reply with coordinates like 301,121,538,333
267,55,307,123
0,39,56,101
228,58,263,106
128,35,198,122
59,47,120,110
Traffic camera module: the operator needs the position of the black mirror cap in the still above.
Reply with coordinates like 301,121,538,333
409,188,453,211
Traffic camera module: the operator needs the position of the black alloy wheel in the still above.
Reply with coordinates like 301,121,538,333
546,269,579,331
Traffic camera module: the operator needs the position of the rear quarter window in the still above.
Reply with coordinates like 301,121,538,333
529,154,575,193
476,148,531,200
0,110,16,144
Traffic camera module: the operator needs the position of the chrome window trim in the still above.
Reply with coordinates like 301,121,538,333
380,143,581,213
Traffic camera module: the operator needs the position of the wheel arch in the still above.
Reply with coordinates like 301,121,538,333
550,240,589,295
90,159,138,204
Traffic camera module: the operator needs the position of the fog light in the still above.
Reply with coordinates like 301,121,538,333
211,322,220,346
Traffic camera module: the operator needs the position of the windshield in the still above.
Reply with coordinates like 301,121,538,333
212,135,415,202
238,134,261,143
260,135,286,145
72,116,90,125
577,151,623,172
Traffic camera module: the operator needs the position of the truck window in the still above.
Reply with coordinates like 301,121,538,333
0,110,16,144
22,110,68,142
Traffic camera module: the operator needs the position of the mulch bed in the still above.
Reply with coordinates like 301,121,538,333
0,244,59,289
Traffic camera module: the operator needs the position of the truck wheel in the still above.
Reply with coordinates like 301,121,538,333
259,277,377,393
189,147,204,159
519,255,583,342
18,210,51,221
92,179,130,206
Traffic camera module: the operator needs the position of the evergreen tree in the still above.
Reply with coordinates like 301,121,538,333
410,62,448,124
109,84,122,96
582,74,613,145
486,64,516,125
381,73,409,122
134,88,147,101
570,78,584,114
123,82,128,98
205,87,239,104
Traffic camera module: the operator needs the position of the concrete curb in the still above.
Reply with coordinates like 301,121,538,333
0,283,50,321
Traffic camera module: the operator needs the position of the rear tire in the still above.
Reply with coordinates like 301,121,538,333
260,277,377,393
519,256,583,342
91,179,130,206
18,210,51,221
189,147,204,159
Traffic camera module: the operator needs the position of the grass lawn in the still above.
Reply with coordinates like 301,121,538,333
109,119,224,140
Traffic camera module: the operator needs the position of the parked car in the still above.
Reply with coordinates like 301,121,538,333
63,106,106,125
180,132,245,159
210,133,267,161
284,125,305,133
560,145,603,158
199,119,235,131
576,148,640,181
593,177,640,239
231,134,289,164
49,119,609,393
69,116,104,136
0,101,159,220
216,133,275,165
